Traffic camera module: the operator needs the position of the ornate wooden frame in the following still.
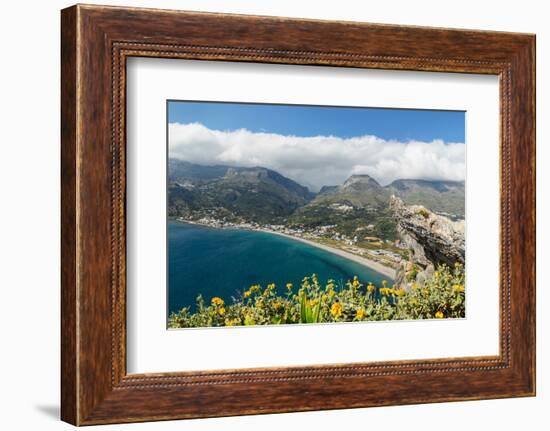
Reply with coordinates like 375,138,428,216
61,4,536,425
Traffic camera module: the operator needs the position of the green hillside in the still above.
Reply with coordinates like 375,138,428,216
167,160,465,240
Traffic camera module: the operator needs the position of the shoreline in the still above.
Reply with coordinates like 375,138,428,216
258,229,396,280
173,218,396,280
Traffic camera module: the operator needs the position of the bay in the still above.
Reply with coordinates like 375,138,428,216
168,221,391,313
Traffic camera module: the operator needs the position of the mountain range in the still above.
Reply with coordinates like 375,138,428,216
168,159,314,222
168,159,464,240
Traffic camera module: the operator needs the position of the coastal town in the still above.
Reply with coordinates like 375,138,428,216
175,212,405,277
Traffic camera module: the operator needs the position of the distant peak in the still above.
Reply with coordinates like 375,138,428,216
387,178,465,192
343,174,381,189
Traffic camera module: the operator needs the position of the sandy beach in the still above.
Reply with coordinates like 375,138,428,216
259,229,397,280
176,219,397,280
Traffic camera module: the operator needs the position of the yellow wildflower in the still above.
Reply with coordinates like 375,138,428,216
352,276,360,288
243,290,251,299
453,284,465,293
396,288,406,297
330,302,343,318
367,283,375,293
211,297,224,306
272,301,281,310
356,308,366,320
267,283,276,290
286,283,293,291
218,307,226,315
225,318,240,326
435,311,444,319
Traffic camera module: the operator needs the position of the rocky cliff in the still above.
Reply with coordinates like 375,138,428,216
390,196,465,289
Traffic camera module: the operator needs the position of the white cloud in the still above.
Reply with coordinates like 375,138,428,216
169,122,465,191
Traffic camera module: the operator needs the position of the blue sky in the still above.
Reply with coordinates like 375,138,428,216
168,100,466,189
168,100,465,143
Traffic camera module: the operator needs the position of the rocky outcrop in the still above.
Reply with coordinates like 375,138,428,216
390,196,465,289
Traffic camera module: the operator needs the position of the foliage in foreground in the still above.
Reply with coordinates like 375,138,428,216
168,263,465,328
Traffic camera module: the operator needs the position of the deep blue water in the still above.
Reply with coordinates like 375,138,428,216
168,221,390,313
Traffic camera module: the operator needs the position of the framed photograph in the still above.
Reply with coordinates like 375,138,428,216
61,4,536,425
164,101,465,330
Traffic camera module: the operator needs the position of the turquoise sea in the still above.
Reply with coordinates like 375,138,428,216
168,221,390,313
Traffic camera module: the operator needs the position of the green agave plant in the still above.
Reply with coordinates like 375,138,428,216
299,293,322,324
